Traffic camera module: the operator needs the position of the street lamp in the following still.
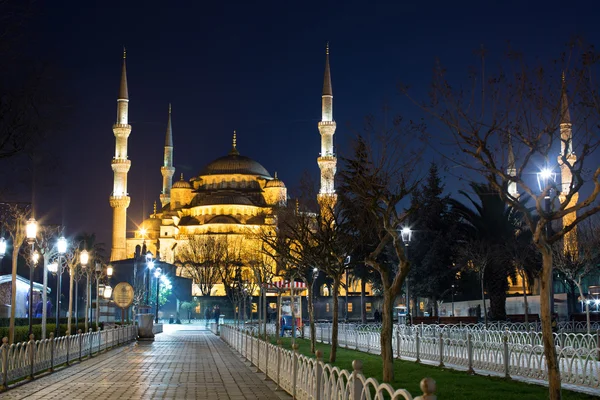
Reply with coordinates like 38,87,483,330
154,267,162,323
537,166,557,316
80,249,89,331
55,236,67,337
25,218,38,335
401,227,412,324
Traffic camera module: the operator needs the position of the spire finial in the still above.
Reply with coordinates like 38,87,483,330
153,201,157,215
274,171,278,179
118,49,129,100
562,71,566,83
229,130,239,155
326,41,329,55
180,173,184,180
169,103,172,114
123,46,126,59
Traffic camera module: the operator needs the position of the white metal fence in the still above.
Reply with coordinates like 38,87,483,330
0,325,137,389
309,323,600,390
220,325,437,400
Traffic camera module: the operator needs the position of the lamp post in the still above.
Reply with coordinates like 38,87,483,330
400,227,412,324
344,255,351,322
146,252,154,306
80,249,89,331
154,267,162,323
451,284,456,317
95,262,101,330
26,218,38,335
537,167,557,316
55,236,67,337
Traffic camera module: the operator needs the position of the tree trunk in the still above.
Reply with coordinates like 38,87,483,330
539,247,561,399
330,277,340,363
308,283,316,353
67,269,74,335
361,278,367,324
380,286,395,382
521,270,529,326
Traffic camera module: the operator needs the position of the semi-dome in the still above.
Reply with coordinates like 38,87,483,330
200,153,271,178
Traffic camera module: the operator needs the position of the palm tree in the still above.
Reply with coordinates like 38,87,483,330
450,182,530,320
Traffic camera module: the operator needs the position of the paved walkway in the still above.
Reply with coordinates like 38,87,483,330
3,329,288,400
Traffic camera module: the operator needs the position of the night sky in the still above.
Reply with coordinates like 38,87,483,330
9,0,600,248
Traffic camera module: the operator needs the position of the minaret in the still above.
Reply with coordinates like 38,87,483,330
317,43,337,212
110,49,132,261
160,104,175,208
507,133,519,199
558,73,578,254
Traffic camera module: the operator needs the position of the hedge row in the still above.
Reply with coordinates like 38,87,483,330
0,324,105,344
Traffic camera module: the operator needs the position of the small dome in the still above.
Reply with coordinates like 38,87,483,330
173,174,192,189
265,172,285,188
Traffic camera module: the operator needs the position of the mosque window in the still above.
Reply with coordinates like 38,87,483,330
321,285,330,297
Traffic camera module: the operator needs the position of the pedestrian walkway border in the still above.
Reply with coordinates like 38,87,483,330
0,324,137,390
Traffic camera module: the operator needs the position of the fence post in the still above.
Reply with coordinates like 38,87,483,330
503,335,510,378
78,329,83,361
438,332,444,367
49,333,54,372
416,331,421,363
1,337,8,389
292,343,299,400
355,328,359,350
416,377,437,400
352,360,364,400
467,333,474,374
315,350,323,400
276,339,282,391
320,324,323,343
396,328,401,359
89,328,93,357
28,334,35,380
98,329,101,354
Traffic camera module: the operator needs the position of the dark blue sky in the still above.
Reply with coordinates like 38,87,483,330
20,0,600,247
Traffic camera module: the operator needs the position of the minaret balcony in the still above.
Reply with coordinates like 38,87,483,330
318,121,336,127
318,155,337,164
113,124,132,137
109,195,131,208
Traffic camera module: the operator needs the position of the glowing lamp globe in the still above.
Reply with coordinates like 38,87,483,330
57,237,68,254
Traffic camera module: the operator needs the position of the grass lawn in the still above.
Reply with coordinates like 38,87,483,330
269,337,597,400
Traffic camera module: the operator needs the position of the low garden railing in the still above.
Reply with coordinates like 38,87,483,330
0,324,137,390
220,324,437,400
310,323,600,390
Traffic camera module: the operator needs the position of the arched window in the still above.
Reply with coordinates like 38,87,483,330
321,284,330,297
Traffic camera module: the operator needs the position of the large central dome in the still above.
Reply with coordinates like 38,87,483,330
199,153,271,178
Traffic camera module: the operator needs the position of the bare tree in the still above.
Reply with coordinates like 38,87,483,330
34,224,62,339
175,235,224,296
553,219,600,334
410,43,600,399
457,239,494,326
0,202,31,343
340,130,422,381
